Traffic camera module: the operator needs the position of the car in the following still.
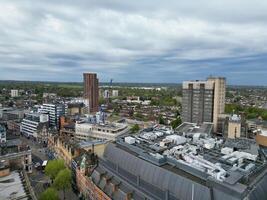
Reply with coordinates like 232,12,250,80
34,162,40,168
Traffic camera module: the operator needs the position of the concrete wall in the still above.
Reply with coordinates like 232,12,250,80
228,122,241,139
256,134,267,147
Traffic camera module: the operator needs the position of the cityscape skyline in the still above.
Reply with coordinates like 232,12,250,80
1,1,267,200
0,0,267,85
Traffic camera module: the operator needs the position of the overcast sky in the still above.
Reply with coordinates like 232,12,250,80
0,0,267,85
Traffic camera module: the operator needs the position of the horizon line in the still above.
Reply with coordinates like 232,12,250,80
0,79,267,87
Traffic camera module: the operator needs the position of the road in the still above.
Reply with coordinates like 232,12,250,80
20,135,79,200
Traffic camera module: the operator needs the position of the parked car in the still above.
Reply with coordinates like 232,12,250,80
34,162,41,169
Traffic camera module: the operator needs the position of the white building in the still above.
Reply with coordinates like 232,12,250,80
43,93,57,98
10,90,19,97
75,122,129,141
21,113,49,138
104,90,110,99
39,104,65,128
112,90,119,97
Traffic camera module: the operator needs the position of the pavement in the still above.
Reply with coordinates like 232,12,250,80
20,135,79,200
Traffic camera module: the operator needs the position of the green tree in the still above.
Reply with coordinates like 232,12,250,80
134,112,144,120
39,188,59,200
45,159,65,182
225,104,243,114
99,97,106,105
170,117,182,129
262,112,267,120
175,110,180,118
53,169,71,200
159,115,165,125
130,124,140,133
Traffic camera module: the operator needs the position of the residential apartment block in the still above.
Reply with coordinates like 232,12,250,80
83,73,99,113
182,77,226,132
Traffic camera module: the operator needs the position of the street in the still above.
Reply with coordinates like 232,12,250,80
20,136,79,200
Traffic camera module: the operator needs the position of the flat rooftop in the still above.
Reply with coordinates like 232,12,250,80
57,136,108,149
115,125,267,197
77,121,128,131
0,171,28,200
259,130,267,137
79,139,108,148
175,122,213,135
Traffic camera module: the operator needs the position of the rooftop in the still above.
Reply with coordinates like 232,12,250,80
0,171,29,200
229,114,241,122
175,122,213,136
76,121,128,132
113,125,267,199
57,135,107,149
79,139,108,148
259,130,267,137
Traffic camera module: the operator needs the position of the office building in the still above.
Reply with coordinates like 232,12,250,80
182,77,226,132
75,121,129,141
39,103,66,128
10,89,19,97
83,73,99,113
21,113,49,139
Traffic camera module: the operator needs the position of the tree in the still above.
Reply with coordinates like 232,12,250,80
45,159,65,182
134,112,144,120
39,188,59,200
159,115,165,125
170,117,182,129
53,169,71,200
99,97,106,105
174,110,180,118
130,124,140,133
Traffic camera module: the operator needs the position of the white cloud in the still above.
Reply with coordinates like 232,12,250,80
0,0,267,84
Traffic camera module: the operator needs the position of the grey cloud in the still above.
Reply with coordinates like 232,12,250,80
0,0,267,84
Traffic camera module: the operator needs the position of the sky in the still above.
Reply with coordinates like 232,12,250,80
0,0,267,85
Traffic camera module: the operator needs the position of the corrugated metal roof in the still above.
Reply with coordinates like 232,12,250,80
248,174,267,200
97,143,267,200
104,143,211,200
